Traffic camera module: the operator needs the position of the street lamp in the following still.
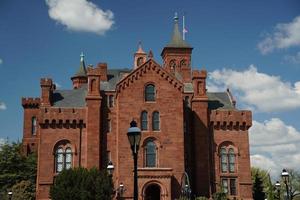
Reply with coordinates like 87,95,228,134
127,120,142,200
275,181,281,200
107,161,114,176
116,182,126,199
8,191,12,200
281,169,290,200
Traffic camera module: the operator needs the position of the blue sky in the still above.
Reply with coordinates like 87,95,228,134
0,0,300,178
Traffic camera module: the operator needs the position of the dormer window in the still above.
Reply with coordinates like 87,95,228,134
145,84,155,101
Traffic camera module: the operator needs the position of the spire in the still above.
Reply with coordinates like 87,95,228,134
136,41,146,54
166,12,190,48
148,50,153,59
134,41,147,68
74,52,87,77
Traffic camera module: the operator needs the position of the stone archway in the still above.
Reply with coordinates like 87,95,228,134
144,184,161,200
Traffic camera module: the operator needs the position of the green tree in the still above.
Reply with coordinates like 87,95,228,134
0,141,37,199
11,180,35,200
195,196,209,200
50,167,114,200
251,167,270,200
266,174,275,200
212,191,227,200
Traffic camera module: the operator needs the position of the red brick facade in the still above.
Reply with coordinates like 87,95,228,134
22,18,253,200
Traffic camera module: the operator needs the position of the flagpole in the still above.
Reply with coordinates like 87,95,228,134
183,15,185,40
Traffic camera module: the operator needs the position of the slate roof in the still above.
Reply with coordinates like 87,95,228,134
52,69,131,107
166,15,191,48
207,92,235,110
52,85,87,107
52,68,234,110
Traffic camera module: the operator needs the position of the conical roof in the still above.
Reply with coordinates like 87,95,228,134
166,13,191,48
74,52,87,77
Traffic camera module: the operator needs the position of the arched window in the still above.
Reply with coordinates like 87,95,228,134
228,148,235,172
55,144,73,173
65,148,72,170
152,111,160,131
56,147,64,173
220,147,228,173
141,111,148,131
145,84,155,101
145,141,156,167
180,59,187,68
137,57,144,66
31,117,37,135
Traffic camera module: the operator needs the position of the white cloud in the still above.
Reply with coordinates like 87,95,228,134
284,51,300,64
250,118,300,177
0,58,3,65
46,0,114,35
208,65,300,112
258,16,300,54
0,102,6,110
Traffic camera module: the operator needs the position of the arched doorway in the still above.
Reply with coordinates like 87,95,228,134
145,184,161,200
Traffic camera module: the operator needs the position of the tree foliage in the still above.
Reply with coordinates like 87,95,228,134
212,191,227,200
50,167,114,200
11,180,35,200
0,141,37,199
251,167,268,200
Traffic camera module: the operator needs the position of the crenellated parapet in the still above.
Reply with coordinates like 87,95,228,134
210,110,252,130
22,97,40,108
116,59,183,94
39,107,86,127
40,78,53,87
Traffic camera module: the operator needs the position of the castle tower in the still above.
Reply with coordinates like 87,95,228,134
191,69,210,196
71,52,88,89
161,13,193,82
133,42,147,69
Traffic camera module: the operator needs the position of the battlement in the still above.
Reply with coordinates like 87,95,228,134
87,65,102,76
40,78,53,86
192,69,207,79
96,63,108,81
210,110,252,130
39,107,86,126
22,97,40,108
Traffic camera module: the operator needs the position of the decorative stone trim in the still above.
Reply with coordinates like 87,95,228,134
116,59,183,95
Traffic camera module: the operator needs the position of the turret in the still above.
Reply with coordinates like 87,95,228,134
133,42,147,69
161,13,193,82
71,52,88,89
40,78,54,106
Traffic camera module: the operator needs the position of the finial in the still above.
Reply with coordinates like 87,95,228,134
136,41,145,54
130,120,137,127
148,50,153,59
138,41,142,49
174,12,179,22
80,52,85,62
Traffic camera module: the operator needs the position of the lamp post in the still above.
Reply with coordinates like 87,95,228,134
281,169,290,200
107,160,115,176
116,182,126,199
127,120,142,200
7,191,12,200
275,181,281,200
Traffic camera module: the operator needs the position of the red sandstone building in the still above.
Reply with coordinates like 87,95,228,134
22,16,253,200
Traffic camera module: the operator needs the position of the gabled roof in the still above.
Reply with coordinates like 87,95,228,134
116,58,184,94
